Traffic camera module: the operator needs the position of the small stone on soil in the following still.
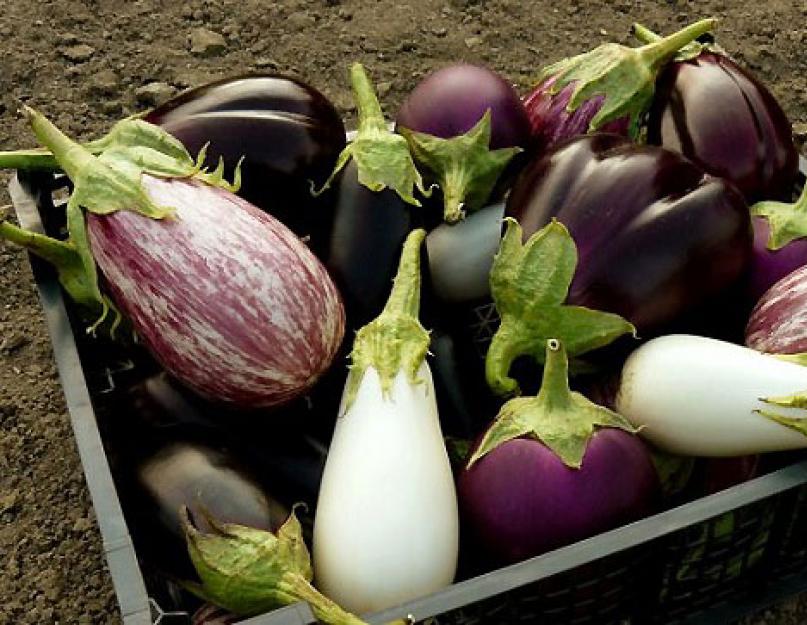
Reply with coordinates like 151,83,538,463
88,69,119,96
60,44,96,63
189,27,227,57
135,81,176,106
1,332,29,353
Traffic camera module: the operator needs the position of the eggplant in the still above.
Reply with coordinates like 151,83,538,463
638,24,798,205
145,75,346,255
395,63,529,223
458,339,658,565
124,440,288,580
0,110,345,409
320,64,429,330
523,18,716,148
746,263,807,354
326,159,419,329
505,134,752,335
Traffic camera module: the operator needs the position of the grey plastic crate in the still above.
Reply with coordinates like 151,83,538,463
8,155,807,625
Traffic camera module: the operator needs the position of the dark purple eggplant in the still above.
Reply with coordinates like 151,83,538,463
326,159,420,329
506,134,752,335
638,25,797,205
320,63,431,330
144,75,346,255
125,440,288,580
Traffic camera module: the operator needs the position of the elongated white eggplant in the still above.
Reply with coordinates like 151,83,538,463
313,230,459,614
616,334,807,456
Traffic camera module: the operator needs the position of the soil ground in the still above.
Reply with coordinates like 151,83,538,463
0,1,806,623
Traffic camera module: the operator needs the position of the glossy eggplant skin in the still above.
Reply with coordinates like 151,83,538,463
145,75,346,255
325,159,422,330
105,373,328,579
647,52,797,204
506,134,752,335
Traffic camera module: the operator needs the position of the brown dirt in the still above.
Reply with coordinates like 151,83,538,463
0,1,805,624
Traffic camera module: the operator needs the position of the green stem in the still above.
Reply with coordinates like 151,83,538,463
381,228,426,318
441,164,469,223
638,18,715,68
23,106,95,181
533,339,572,410
485,324,527,397
0,148,60,170
632,22,662,44
351,63,388,135
283,575,368,625
0,218,77,267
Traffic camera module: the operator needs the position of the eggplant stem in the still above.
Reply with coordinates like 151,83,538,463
0,148,60,171
282,574,368,625
351,63,389,135
382,229,426,319
638,18,716,68
23,106,95,181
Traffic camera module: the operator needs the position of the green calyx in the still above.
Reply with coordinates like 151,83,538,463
756,389,807,438
750,184,807,250
0,108,240,332
469,339,637,469
398,110,522,223
539,17,717,136
313,63,429,205
485,218,635,397
182,507,367,624
343,228,430,412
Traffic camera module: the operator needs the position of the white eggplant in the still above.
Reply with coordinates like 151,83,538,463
616,335,807,456
313,230,459,614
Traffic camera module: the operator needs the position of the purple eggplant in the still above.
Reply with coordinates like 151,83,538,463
523,76,629,151
749,209,807,303
745,263,807,354
395,63,528,223
0,110,345,409
506,134,752,335
522,18,716,149
458,339,658,565
144,75,346,255
638,25,798,205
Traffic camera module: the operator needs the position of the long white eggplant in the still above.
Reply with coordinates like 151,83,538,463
616,335,807,456
313,230,459,615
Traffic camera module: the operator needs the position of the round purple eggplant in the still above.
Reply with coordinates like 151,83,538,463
459,431,657,564
458,339,658,565
506,134,752,335
145,75,346,255
395,63,529,223
396,64,530,150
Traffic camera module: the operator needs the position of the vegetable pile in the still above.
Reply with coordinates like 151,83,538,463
1,14,806,624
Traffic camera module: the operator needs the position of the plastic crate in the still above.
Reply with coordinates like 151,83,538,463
8,155,807,625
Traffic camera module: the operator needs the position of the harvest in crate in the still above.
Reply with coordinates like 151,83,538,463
1,14,806,624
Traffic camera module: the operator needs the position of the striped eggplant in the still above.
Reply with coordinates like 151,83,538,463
745,264,807,354
0,108,345,408
87,175,344,406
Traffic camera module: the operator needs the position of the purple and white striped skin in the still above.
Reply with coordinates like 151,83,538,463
523,77,630,152
87,174,345,408
746,264,807,354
